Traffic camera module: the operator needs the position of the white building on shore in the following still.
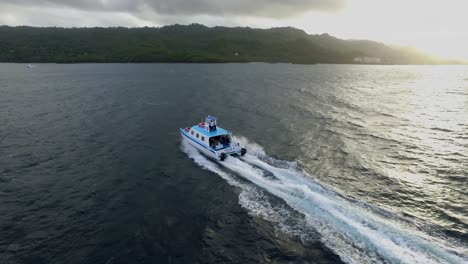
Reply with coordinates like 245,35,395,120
353,57,382,64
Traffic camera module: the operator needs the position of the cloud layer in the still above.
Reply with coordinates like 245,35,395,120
9,0,344,18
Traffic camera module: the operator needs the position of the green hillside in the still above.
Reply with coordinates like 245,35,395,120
0,24,452,64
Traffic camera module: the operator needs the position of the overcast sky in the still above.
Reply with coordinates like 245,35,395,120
1,0,467,59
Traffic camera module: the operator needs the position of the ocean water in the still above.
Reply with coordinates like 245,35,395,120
0,63,467,263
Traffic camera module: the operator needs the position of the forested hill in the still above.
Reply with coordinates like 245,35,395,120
0,24,454,64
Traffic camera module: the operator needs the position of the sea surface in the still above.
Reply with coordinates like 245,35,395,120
0,63,467,264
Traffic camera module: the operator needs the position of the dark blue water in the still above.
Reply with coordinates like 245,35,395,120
0,63,467,263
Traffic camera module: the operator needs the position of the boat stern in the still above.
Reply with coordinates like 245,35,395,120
215,143,247,160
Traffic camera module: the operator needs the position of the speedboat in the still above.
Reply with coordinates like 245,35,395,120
180,115,246,161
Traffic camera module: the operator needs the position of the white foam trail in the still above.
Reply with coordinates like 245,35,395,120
180,140,317,243
181,137,468,264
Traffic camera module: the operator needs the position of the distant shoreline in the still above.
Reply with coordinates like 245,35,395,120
2,24,464,65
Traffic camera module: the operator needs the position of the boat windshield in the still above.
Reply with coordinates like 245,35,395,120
209,135,231,149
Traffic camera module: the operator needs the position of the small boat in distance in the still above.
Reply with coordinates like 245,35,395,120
180,115,246,161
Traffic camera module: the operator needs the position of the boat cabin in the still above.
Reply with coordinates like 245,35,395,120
184,116,233,150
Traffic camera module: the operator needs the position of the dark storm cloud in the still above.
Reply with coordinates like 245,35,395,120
146,0,345,17
10,0,345,17
10,0,139,12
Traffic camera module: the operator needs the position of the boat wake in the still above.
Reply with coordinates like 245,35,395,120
181,137,467,264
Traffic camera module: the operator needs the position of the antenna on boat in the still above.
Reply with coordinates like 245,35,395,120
205,115,217,132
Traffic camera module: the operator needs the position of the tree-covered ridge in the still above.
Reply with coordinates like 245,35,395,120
0,24,455,64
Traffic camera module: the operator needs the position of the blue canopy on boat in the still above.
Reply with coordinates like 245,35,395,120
191,125,230,137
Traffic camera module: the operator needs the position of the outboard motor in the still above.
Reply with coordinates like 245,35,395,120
220,153,227,161
241,148,247,156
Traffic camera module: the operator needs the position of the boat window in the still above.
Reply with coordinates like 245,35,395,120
201,136,205,141
196,133,199,138
191,131,194,135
